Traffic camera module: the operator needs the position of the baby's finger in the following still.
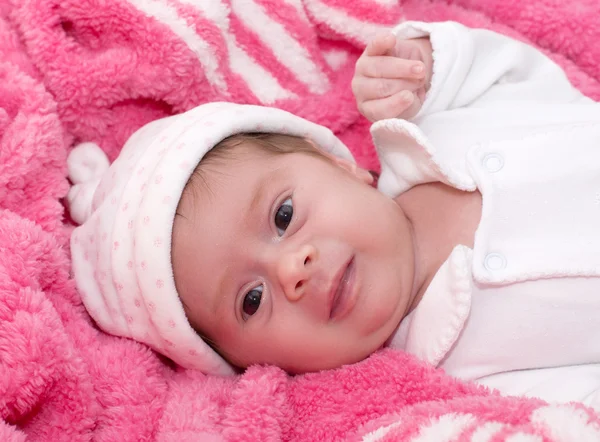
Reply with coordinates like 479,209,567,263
356,56,425,80
353,76,421,101
358,91,414,122
365,33,397,57
400,91,423,119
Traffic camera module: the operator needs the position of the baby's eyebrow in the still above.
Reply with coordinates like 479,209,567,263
248,177,269,220
245,166,286,225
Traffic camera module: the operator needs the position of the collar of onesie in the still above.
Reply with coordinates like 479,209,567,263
387,245,473,366
371,118,475,366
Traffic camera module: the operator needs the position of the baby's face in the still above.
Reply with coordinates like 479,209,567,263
172,143,417,373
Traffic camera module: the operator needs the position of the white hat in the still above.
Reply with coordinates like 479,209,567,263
67,102,354,375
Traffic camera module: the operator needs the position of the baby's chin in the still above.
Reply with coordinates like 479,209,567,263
227,334,389,374
272,348,380,375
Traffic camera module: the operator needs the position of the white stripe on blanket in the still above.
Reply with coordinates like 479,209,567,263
371,0,400,6
126,0,229,94
304,0,392,45
410,413,475,442
182,0,297,103
281,0,310,22
228,40,297,103
470,422,505,442
532,405,600,441
231,0,330,94
362,420,404,441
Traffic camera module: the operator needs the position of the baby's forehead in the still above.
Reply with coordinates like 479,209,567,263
177,146,278,207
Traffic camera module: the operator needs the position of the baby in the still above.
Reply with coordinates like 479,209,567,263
68,21,600,407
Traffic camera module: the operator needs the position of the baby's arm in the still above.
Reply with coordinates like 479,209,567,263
353,21,591,123
394,21,591,118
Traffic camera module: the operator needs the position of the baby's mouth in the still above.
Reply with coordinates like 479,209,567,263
329,256,356,321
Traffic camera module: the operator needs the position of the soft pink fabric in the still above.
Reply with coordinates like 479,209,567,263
2,0,600,440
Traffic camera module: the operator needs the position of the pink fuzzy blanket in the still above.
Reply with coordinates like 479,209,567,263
2,0,600,440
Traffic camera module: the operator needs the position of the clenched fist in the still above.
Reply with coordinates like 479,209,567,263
352,34,433,122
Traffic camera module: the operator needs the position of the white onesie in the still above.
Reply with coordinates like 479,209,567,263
378,21,600,409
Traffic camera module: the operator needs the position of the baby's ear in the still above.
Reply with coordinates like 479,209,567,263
329,155,374,186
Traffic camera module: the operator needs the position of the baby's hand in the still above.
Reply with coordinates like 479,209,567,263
352,34,433,122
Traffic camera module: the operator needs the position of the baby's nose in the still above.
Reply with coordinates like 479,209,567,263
276,244,317,302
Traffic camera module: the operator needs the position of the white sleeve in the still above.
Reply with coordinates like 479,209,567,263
392,21,590,119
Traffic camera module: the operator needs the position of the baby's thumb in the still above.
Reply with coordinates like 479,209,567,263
67,142,110,224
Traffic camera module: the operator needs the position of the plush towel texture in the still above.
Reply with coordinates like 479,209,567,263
2,0,600,440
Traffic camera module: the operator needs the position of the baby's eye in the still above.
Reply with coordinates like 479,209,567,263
274,198,293,236
242,285,263,318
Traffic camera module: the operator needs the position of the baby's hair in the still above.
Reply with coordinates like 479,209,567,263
208,132,323,157
192,132,322,187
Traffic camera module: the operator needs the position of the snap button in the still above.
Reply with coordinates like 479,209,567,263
482,153,504,173
484,253,507,271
